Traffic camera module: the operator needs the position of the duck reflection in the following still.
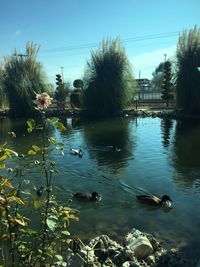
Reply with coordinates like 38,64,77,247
82,118,134,172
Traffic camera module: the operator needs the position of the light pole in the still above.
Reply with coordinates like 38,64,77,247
60,66,64,83
134,96,138,110
14,53,28,60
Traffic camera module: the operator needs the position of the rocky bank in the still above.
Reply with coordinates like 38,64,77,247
66,228,196,267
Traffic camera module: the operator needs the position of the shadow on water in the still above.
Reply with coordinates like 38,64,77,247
171,119,200,189
82,117,135,173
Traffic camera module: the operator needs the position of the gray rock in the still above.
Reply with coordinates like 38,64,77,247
124,229,153,259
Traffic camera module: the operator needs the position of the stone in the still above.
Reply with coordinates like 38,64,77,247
124,229,153,259
122,261,130,267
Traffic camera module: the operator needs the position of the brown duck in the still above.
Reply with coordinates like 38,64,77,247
136,194,172,207
72,191,101,202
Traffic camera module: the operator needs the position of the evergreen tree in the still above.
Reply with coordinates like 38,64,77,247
161,60,174,107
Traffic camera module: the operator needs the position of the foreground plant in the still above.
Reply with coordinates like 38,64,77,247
0,93,79,266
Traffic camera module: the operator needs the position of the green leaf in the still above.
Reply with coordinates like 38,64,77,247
55,255,63,261
0,162,6,169
27,127,33,133
27,119,35,133
5,149,18,157
55,122,67,131
28,150,37,156
47,117,59,123
46,218,57,231
8,131,16,138
32,145,41,152
33,198,40,209
27,119,35,128
35,124,43,130
19,228,37,235
48,137,58,145
2,142,7,148
61,230,70,236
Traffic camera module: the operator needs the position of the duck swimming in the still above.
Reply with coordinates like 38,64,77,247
72,191,101,202
136,194,172,207
70,148,83,158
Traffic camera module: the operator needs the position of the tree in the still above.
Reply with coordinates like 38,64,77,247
2,42,48,118
70,89,83,108
71,79,84,108
151,62,165,91
161,60,174,107
175,26,200,114
83,38,135,118
73,79,84,90
54,75,69,102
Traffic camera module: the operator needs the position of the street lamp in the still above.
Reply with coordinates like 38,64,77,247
60,66,64,82
134,96,138,110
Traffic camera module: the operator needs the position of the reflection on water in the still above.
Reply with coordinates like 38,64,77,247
172,120,200,190
1,117,200,262
160,118,174,147
82,118,134,173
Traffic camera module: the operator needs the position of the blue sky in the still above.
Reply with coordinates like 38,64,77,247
0,0,199,85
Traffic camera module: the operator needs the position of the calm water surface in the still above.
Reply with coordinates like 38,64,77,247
1,116,200,261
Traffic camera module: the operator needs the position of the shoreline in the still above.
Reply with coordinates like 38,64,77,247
67,228,197,267
1,108,200,121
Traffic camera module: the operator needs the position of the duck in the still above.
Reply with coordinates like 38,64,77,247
72,191,102,202
70,148,83,158
136,194,172,207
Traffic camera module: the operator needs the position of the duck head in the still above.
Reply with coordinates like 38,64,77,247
161,195,172,208
161,195,172,202
78,149,83,158
91,191,101,201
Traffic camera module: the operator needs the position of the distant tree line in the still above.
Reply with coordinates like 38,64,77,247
0,26,200,117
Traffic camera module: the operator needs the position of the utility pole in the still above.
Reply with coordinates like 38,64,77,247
14,53,28,60
138,70,141,100
60,66,64,83
164,54,167,62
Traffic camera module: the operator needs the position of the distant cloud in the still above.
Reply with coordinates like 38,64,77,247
14,30,22,37
130,45,176,79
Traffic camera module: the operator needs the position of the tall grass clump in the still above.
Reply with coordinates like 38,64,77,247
0,65,8,109
84,38,135,118
3,42,48,118
176,26,200,114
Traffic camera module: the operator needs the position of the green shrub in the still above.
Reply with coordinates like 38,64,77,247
175,26,200,114
3,42,48,118
84,38,135,118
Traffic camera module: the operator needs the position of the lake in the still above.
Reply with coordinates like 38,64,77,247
1,116,200,262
